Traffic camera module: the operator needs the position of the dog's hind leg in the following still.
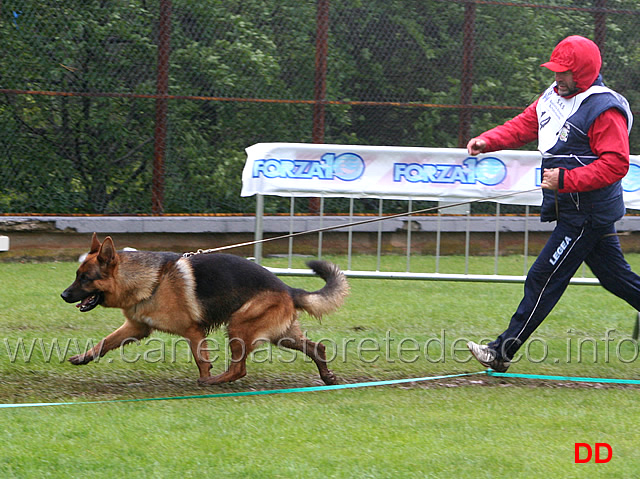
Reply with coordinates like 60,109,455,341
181,325,213,383
276,320,338,385
199,332,250,385
199,292,295,386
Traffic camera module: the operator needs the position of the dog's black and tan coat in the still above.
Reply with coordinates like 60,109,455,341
61,234,349,385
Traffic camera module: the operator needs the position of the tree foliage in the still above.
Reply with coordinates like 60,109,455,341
1,0,639,214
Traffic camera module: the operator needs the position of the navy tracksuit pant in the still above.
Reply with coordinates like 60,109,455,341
490,219,640,361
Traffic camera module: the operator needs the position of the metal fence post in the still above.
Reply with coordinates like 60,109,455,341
153,0,171,215
310,0,330,214
458,0,476,147
254,194,264,264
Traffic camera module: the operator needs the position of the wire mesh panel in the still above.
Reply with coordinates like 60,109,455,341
1,1,640,215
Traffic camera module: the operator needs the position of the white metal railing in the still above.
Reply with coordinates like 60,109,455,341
253,194,602,286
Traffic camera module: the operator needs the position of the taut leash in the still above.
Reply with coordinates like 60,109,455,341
183,188,541,257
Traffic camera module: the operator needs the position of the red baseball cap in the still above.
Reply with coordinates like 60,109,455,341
540,59,571,72
540,36,602,90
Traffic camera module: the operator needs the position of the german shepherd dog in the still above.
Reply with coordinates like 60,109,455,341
61,234,349,386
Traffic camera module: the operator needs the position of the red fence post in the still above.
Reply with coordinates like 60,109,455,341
313,0,329,145
310,0,329,213
594,0,607,52
458,0,476,148
153,0,171,215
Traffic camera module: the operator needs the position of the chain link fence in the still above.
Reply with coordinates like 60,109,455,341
2,0,640,215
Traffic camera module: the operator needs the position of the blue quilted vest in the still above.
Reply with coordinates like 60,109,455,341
536,76,633,226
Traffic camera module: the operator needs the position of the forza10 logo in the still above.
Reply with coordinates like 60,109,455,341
252,153,365,181
394,157,507,186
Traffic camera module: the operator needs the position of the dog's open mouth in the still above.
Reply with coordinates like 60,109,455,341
76,292,103,312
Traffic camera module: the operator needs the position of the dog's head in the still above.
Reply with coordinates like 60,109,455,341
61,233,118,312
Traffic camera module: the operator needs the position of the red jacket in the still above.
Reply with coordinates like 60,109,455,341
479,103,629,193
477,36,630,194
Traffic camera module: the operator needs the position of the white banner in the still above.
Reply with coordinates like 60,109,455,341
242,143,640,208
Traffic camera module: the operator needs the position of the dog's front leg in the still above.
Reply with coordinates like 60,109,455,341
69,320,151,365
181,325,213,382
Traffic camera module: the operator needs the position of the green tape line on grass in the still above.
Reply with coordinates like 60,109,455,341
3,370,638,409
487,370,640,384
0,371,487,409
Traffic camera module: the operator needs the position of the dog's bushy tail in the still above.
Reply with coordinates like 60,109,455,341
290,260,349,319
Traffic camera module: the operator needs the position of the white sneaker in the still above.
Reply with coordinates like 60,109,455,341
467,341,510,372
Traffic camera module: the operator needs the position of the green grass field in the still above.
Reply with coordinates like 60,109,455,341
1,255,639,477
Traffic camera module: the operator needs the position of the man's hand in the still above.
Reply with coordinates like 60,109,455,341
541,168,560,190
466,138,487,155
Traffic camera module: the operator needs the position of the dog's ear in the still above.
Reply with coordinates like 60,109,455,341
97,236,117,265
89,232,101,254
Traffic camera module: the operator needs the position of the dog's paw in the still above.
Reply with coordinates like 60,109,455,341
69,354,92,365
321,371,339,385
197,370,245,386
197,376,223,387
